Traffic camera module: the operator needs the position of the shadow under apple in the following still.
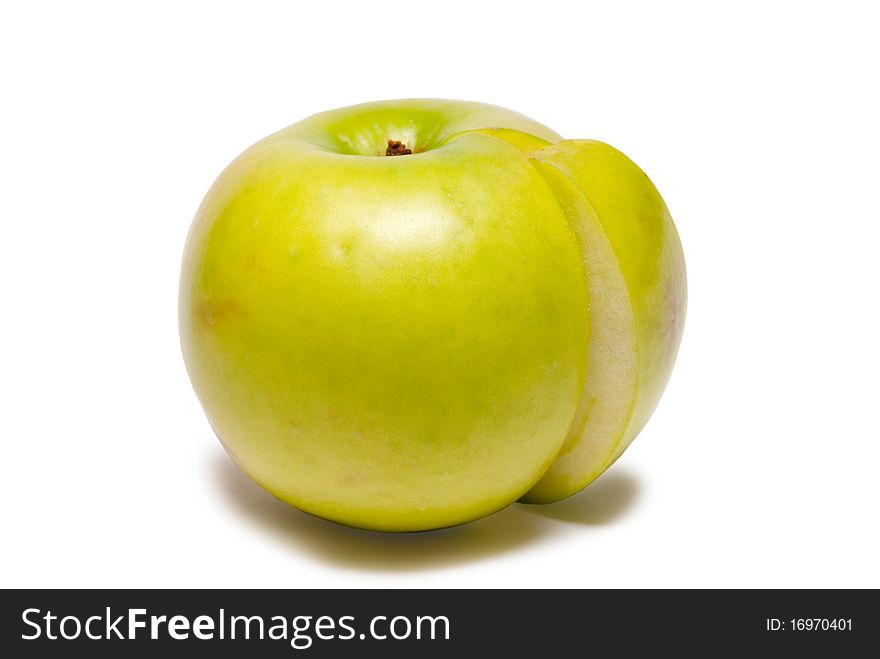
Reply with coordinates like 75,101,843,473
210,449,641,572
519,470,641,525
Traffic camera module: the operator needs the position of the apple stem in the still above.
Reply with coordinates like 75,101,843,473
385,139,412,156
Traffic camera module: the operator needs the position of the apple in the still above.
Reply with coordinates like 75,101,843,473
179,99,686,531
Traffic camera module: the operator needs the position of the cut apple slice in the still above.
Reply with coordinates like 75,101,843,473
520,140,687,503
521,158,638,502
418,124,685,505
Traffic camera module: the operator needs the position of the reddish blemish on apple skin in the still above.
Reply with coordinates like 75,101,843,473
197,299,242,327
338,471,366,487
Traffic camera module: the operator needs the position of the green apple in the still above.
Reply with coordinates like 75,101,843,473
179,99,685,531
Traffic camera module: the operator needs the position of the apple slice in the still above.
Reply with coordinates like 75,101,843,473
447,129,688,503
519,140,687,503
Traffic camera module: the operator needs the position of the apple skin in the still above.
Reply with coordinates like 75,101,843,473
179,100,591,531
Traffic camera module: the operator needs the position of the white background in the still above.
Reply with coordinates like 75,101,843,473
2,1,878,588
